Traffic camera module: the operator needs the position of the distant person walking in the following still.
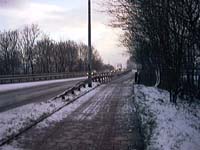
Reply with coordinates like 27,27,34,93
135,71,140,84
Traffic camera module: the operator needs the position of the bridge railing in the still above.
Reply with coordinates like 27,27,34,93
57,70,130,100
0,69,131,84
0,72,87,84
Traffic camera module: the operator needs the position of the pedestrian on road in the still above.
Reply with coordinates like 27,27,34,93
135,70,141,84
135,71,138,84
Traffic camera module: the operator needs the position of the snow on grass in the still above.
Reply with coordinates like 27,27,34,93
0,98,65,144
0,77,87,92
134,84,200,150
0,82,99,145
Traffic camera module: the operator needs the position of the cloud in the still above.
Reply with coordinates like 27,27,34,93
92,25,127,66
0,0,29,8
0,0,128,67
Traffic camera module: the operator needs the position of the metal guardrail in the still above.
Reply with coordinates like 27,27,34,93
0,72,87,84
0,69,130,146
0,70,130,84
57,70,128,100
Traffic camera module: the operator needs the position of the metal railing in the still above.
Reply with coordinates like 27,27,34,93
0,72,87,84
0,70,130,84
57,70,129,100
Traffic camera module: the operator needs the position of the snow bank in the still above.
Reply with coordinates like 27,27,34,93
0,82,99,145
0,98,65,144
0,77,86,92
134,84,200,150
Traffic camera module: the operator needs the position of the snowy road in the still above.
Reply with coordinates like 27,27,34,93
0,77,86,112
1,72,144,150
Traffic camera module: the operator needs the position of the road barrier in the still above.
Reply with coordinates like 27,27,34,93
57,70,131,101
0,69,130,146
0,72,87,84
0,70,131,84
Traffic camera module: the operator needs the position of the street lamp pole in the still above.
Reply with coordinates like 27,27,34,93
88,0,92,87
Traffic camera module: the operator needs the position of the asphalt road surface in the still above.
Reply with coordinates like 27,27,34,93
0,77,86,112
1,72,144,150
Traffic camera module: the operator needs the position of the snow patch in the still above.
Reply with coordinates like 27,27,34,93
37,85,102,128
0,82,99,145
74,87,112,121
134,84,200,150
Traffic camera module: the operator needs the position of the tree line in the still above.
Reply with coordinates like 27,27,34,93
0,24,114,75
105,0,200,100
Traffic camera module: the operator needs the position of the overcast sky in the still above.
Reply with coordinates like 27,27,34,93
0,0,128,67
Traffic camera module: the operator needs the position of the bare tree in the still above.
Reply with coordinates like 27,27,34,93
0,24,113,75
35,35,54,73
105,0,200,101
0,30,21,75
19,24,40,74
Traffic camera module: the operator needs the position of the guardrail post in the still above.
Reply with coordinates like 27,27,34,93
61,95,65,100
83,83,86,88
77,85,81,91
71,88,75,95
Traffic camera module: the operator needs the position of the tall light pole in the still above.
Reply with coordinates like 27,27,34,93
88,0,92,87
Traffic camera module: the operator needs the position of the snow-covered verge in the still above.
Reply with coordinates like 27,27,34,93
134,84,200,150
0,82,99,145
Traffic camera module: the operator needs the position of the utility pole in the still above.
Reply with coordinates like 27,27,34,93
88,0,92,87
